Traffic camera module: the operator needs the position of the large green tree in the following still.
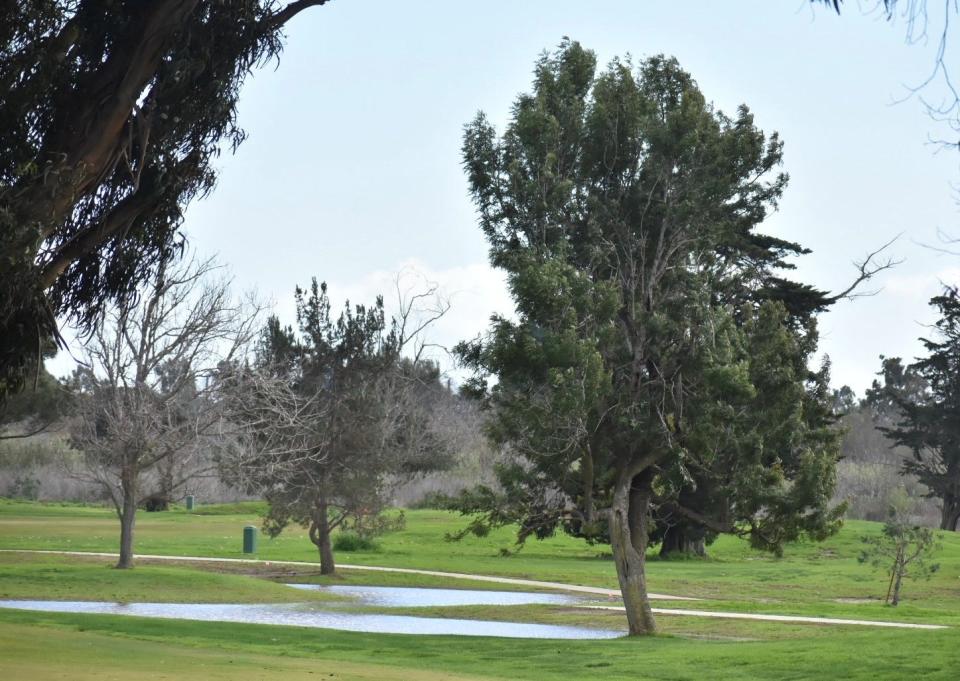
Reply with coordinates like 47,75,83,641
869,289,960,531
0,0,330,402
456,41,850,635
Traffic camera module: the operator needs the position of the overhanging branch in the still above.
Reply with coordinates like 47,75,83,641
265,0,332,31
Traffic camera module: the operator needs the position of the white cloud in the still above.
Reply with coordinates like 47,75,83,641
320,258,513,379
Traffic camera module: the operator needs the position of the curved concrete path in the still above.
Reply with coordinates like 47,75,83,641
2,550,947,630
1,549,690,600
580,605,947,630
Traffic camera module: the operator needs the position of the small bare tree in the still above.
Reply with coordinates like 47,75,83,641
859,509,942,605
69,256,259,568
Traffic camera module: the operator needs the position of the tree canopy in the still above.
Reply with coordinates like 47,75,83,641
223,279,453,575
455,40,848,635
868,289,960,531
0,0,330,402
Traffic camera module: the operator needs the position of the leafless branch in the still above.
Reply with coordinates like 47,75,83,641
67,254,262,565
829,233,905,301
913,225,960,254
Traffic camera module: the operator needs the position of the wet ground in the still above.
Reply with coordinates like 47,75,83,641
0,584,622,639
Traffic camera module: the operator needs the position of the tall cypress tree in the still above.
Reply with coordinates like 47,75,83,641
871,289,960,531
456,41,845,635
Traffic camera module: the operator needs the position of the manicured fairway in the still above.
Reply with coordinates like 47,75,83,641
2,500,958,624
0,610,957,681
1,499,958,680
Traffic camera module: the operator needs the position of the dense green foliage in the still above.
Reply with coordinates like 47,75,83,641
455,40,844,633
0,0,329,401
224,280,451,574
868,290,960,530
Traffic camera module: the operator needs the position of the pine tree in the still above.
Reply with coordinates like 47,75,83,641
871,289,960,531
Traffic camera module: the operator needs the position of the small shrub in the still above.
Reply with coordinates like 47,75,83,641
859,509,942,606
334,531,380,552
139,493,170,512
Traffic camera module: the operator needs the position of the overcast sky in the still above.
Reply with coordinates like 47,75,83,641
50,0,960,395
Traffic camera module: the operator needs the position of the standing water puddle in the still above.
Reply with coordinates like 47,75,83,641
0,585,621,639
285,583,581,607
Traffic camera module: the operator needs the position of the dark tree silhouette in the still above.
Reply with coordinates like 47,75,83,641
0,1,331,402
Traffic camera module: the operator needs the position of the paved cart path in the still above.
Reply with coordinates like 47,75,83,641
2,549,685,599
2,550,947,630
579,605,947,630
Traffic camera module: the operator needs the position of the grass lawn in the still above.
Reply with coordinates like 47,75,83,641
1,499,958,679
0,609,956,681
0,552,341,604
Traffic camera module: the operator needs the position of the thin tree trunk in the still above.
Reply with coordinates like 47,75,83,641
116,468,138,569
310,498,336,575
888,543,906,606
890,564,904,606
609,469,657,636
884,564,897,604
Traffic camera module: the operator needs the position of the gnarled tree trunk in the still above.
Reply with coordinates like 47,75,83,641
659,524,707,558
889,546,906,606
939,496,960,531
609,469,656,635
310,498,336,575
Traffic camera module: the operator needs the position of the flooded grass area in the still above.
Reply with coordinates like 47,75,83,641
0,598,622,639
287,583,583,607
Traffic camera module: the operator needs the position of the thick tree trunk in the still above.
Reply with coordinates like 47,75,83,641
659,524,707,558
939,497,960,531
310,499,336,575
117,469,138,569
609,470,657,636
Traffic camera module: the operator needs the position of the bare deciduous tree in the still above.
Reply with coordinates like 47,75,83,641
69,256,259,568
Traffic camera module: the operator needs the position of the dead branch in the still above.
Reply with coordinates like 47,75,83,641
828,233,905,302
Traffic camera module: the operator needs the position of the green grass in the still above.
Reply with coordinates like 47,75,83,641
0,609,957,681
2,498,959,680
2,499,958,621
0,552,340,604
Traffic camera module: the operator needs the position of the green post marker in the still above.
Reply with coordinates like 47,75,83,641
243,525,257,554
185,495,194,512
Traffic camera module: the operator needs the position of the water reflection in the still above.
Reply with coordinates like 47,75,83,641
286,583,580,608
0,598,621,639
